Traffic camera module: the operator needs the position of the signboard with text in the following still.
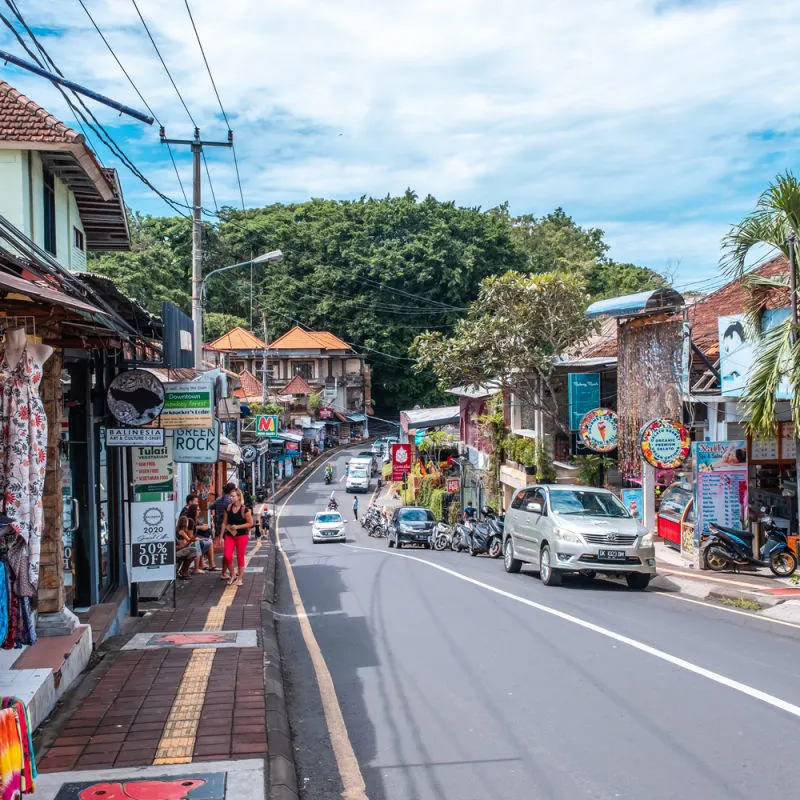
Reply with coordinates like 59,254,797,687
693,441,748,544
446,478,460,494
133,441,174,496
147,382,214,429
568,373,600,431
173,420,221,463
106,428,164,447
130,500,175,583
392,443,411,481
256,414,280,438
319,408,333,420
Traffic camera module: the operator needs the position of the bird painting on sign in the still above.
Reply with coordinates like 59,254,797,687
107,370,165,426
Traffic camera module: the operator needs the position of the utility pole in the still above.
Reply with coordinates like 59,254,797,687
262,313,269,405
160,127,232,369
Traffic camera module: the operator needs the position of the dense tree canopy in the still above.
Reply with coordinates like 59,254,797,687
90,194,662,412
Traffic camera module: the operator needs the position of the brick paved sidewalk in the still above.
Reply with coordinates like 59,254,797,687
36,537,271,774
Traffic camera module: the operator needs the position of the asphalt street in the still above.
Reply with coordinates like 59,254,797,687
276,448,800,800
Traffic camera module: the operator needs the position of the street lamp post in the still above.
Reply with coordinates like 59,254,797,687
195,249,283,369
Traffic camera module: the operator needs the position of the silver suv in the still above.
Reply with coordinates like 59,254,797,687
502,485,656,590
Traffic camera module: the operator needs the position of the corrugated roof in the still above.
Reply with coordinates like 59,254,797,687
281,374,315,395
269,325,351,351
586,288,684,319
209,327,266,351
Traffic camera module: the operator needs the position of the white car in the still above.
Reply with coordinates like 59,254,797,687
346,465,370,493
312,511,346,543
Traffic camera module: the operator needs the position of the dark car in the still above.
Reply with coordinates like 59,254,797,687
388,506,437,549
357,450,377,476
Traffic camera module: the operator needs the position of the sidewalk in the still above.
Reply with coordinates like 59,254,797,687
29,534,277,800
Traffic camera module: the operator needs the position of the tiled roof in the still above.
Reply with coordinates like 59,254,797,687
268,325,351,351
233,369,264,400
688,255,790,357
0,80,80,143
209,327,266,351
281,374,315,395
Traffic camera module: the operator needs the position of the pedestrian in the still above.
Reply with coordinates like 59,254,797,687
352,496,359,521
175,517,200,579
463,502,477,523
181,494,216,572
212,483,236,581
222,488,253,587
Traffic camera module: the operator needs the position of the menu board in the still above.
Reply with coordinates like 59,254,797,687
693,441,748,542
781,427,797,462
749,437,779,463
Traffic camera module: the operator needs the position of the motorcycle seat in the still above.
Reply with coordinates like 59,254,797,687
711,523,754,540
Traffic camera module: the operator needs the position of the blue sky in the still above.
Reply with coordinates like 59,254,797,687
2,0,800,291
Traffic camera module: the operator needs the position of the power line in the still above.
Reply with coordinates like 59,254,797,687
357,276,467,311
202,151,219,213
129,0,196,127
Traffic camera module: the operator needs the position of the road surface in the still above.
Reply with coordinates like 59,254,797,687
276,448,800,800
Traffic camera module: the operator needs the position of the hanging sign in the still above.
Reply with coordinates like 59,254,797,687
319,408,333,420
639,418,690,469
132,441,174,495
579,408,618,453
256,414,280,438
107,370,165,427
568,373,600,430
106,428,164,447
148,382,214,429
392,443,412,481
174,420,221,463
285,441,300,453
414,428,428,446
130,500,175,583
241,444,258,464
446,478,461,494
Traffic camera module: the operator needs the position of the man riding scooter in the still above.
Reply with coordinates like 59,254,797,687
324,464,333,485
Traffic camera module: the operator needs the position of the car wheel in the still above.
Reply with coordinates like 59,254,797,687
396,540,403,550
503,539,522,574
626,573,651,591
539,545,562,586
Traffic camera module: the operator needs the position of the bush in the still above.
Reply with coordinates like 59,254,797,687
448,499,461,525
536,440,557,483
429,489,446,520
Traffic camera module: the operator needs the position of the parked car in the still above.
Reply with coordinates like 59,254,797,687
502,485,656,589
388,506,437,549
311,510,346,543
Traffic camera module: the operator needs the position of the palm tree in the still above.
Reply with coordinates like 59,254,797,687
720,171,800,438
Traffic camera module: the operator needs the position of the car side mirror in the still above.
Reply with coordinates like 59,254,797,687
526,502,543,514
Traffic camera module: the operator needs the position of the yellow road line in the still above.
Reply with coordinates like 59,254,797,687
152,538,263,764
277,463,369,800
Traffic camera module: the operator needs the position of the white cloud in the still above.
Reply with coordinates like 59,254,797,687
2,0,800,281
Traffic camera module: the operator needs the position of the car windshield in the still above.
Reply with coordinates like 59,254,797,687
399,509,435,522
350,468,368,478
317,513,342,524
549,490,630,518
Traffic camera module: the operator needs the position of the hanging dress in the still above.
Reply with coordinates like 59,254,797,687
0,344,47,595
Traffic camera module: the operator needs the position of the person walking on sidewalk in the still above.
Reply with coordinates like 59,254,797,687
353,496,359,521
222,488,253,587
212,483,236,581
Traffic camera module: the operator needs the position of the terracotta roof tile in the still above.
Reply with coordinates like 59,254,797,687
0,80,81,144
281,374,315,395
309,330,350,350
233,369,264,400
209,327,266,351
268,325,351,351
688,255,790,357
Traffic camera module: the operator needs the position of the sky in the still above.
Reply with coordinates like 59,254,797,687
2,0,799,292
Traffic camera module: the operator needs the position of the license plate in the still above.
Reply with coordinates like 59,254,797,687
599,549,626,560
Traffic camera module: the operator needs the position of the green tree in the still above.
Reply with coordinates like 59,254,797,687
205,313,249,341
721,171,800,437
412,271,596,433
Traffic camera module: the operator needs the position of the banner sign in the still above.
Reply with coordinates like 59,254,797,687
256,414,280,438
106,428,164,447
392,443,411,481
639,419,690,469
107,369,165,427
414,428,428,446
621,488,643,522
149,382,214,429
693,441,748,543
568,373,600,431
285,441,300,453
446,478,460,494
130,500,175,583
319,408,333,420
579,408,618,452
174,420,221,463
132,441,174,495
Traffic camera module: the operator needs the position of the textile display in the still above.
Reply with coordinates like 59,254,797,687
0,696,36,797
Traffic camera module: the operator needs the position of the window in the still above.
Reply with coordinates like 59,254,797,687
522,489,545,513
43,169,56,255
73,227,85,251
293,361,314,380
549,490,630,518
511,490,526,510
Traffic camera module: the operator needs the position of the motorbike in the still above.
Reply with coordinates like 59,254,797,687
324,471,332,485
327,500,339,512
429,522,452,551
702,508,798,577
451,520,473,552
466,517,503,557
363,504,382,534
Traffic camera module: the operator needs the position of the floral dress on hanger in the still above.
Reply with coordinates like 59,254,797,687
0,344,46,594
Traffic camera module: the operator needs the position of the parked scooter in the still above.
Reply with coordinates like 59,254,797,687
451,520,473,552
702,507,797,577
429,522,452,551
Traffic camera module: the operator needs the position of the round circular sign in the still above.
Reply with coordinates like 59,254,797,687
639,418,690,469
579,408,618,453
241,444,258,464
107,369,165,427
143,507,164,527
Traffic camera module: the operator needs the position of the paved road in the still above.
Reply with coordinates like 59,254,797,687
276,448,800,800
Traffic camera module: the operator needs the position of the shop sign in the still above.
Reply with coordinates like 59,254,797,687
621,488,643,522
174,420,220,463
568,373,600,431
152,382,214,429
639,418,690,469
285,441,300,453
130,500,175,583
241,444,258,464
414,428,428,446
107,369,165,427
392,443,411,481
106,428,164,447
446,478,460,494
132,441,174,495
693,441,748,544
255,414,279,438
578,408,618,453
319,408,333,420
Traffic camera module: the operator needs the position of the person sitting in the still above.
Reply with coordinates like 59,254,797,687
325,464,333,479
181,495,216,572
176,517,200,579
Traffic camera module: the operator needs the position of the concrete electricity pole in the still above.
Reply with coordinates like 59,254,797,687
160,128,232,369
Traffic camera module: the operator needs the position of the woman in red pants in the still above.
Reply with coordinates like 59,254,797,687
222,488,253,587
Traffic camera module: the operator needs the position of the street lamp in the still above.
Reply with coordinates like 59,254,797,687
194,249,284,369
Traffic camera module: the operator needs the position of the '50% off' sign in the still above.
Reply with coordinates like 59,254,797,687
130,501,176,582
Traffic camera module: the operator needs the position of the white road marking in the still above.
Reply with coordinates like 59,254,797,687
274,609,347,619
342,543,800,720
658,591,800,630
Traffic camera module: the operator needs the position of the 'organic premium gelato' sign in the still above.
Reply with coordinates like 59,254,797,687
639,418,690,469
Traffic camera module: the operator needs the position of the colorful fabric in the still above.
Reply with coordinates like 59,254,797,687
0,562,6,645
0,706,22,798
0,344,47,593
1,698,35,793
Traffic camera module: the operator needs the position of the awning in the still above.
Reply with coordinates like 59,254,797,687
585,288,684,320
400,405,460,432
0,271,108,316
277,432,303,443
348,413,367,423
219,436,241,464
